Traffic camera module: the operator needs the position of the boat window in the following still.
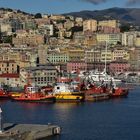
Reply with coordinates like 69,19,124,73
57,87,60,89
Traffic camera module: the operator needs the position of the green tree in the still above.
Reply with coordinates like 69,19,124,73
34,13,42,18
120,25,130,32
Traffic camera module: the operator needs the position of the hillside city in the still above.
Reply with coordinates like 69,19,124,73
0,8,139,88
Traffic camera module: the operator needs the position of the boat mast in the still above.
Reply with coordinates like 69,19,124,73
105,41,107,74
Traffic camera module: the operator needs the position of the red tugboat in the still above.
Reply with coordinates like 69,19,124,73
107,78,129,98
79,82,110,102
12,84,55,103
109,87,129,97
79,79,128,101
0,88,10,99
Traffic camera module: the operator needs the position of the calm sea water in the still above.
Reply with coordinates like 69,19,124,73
0,86,140,140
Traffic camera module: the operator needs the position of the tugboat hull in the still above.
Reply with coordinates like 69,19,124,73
12,97,55,103
54,94,83,102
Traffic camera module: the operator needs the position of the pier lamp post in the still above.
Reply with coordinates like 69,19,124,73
0,108,3,133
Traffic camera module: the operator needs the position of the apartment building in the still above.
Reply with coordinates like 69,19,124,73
97,33,121,45
83,19,97,32
98,20,120,28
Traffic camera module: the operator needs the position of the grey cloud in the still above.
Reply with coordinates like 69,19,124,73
126,0,140,5
80,0,108,5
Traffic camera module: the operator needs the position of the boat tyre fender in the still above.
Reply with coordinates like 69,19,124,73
52,127,61,135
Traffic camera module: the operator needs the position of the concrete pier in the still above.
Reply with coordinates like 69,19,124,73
0,123,61,140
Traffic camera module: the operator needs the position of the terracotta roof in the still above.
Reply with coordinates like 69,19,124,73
0,73,19,78
0,60,16,63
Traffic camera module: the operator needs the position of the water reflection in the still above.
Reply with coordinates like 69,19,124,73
0,99,9,105
52,103,83,122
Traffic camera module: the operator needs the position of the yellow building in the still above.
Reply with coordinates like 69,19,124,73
84,35,97,47
83,19,97,32
49,15,65,20
96,33,121,45
98,20,119,28
112,49,130,61
0,52,21,62
0,51,34,70
101,50,112,62
68,49,85,61
0,60,18,74
12,34,44,46
135,37,140,47
85,50,101,62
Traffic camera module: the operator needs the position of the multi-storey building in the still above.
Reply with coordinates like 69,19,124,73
49,15,65,21
27,65,58,86
73,32,85,44
122,32,140,46
23,19,37,30
67,61,87,73
84,35,97,47
38,24,54,36
83,19,97,32
96,33,121,45
101,50,112,62
75,17,83,26
0,60,18,74
10,18,23,32
0,73,20,87
68,49,85,61
12,34,44,46
135,37,140,47
0,23,12,34
87,62,110,72
85,50,101,62
47,51,69,64
98,26,120,33
109,61,130,74
98,20,120,28
112,49,130,61
129,47,140,70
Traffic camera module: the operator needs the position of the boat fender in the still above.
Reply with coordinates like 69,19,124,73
52,127,61,135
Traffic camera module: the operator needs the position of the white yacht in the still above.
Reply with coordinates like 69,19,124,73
84,69,121,83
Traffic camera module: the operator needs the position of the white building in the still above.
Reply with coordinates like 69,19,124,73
122,31,140,46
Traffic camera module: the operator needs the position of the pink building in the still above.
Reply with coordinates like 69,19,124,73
67,61,87,73
98,26,120,33
109,61,130,74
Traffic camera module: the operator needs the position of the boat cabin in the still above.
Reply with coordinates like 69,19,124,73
25,86,39,94
53,83,71,94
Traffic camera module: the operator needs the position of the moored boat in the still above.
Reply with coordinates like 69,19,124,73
52,83,83,102
0,88,10,99
80,83,110,101
12,84,55,103
109,87,129,97
84,93,109,102
9,92,22,98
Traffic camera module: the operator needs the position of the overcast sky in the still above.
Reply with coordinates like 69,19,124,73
0,0,140,14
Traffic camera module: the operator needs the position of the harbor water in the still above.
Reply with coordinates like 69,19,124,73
0,86,140,140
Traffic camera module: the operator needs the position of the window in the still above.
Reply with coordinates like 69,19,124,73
44,77,46,81
38,77,40,81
